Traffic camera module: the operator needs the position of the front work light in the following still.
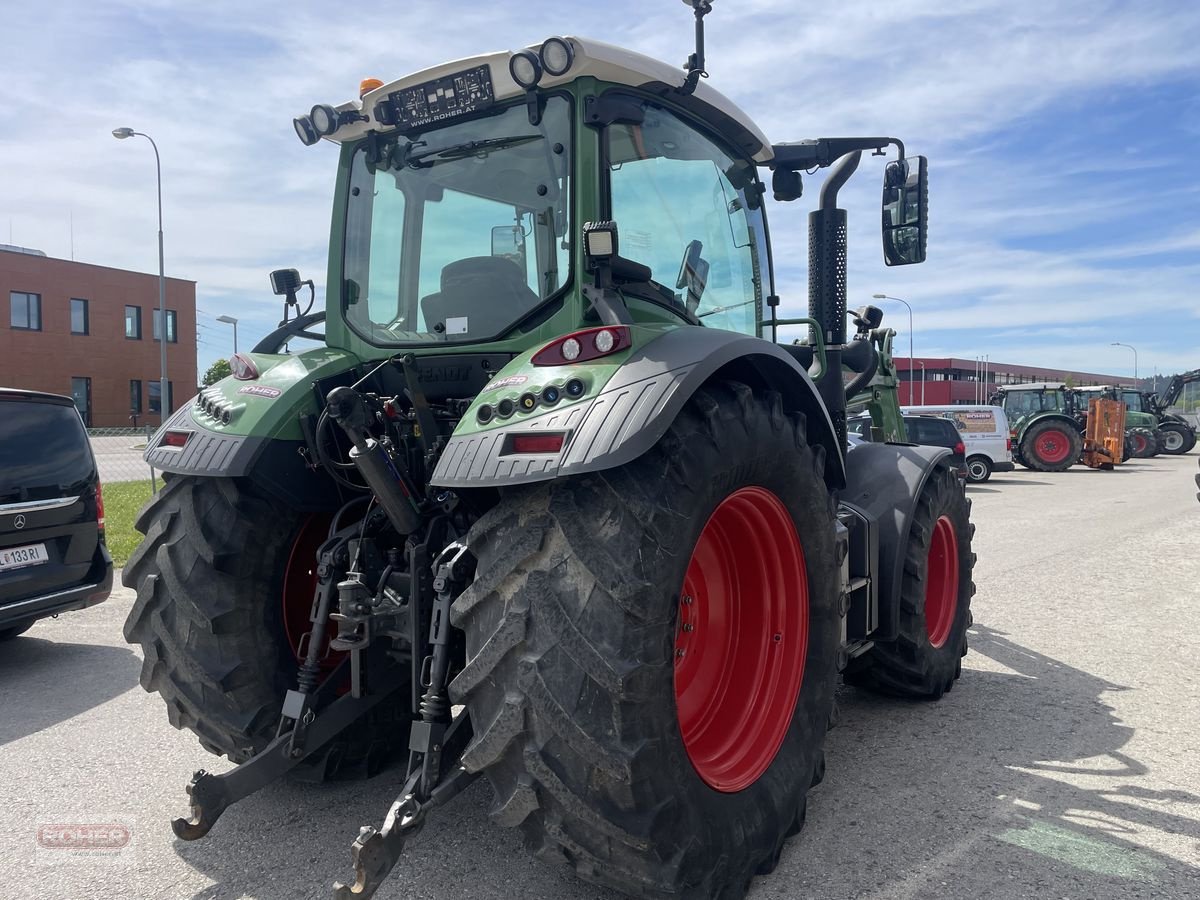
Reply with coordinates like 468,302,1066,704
582,220,618,265
539,37,574,76
294,116,319,146
310,104,340,137
509,50,542,89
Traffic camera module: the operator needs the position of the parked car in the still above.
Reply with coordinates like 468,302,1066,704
902,404,1015,483
0,388,112,640
850,413,969,481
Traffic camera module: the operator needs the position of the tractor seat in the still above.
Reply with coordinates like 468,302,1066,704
420,256,541,337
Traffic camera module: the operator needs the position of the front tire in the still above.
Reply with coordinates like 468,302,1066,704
122,476,409,779
1129,428,1158,459
0,621,34,641
1158,423,1194,455
450,381,840,899
844,466,975,698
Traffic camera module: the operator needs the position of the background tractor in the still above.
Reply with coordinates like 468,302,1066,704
1116,372,1199,455
992,382,1084,471
122,7,975,899
1075,385,1162,459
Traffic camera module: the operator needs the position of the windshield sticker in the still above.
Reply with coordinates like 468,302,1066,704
484,375,528,393
445,317,469,335
238,385,282,399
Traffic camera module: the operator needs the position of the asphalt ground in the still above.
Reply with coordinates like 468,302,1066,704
2,453,1198,900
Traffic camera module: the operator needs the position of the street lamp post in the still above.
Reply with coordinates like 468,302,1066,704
872,293,915,404
1110,342,1138,385
216,315,239,355
112,127,168,423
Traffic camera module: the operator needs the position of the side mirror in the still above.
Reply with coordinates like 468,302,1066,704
882,155,928,266
270,268,302,297
490,225,527,267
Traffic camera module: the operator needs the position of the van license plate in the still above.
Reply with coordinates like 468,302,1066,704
0,543,49,571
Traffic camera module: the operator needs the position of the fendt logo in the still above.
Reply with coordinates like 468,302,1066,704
36,824,132,851
12,514,25,530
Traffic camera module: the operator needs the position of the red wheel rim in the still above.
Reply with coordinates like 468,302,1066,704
1132,433,1148,454
674,487,808,793
281,514,341,672
924,515,959,648
1034,428,1072,464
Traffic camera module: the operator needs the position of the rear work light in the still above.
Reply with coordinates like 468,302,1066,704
531,326,631,366
506,433,567,455
95,482,105,532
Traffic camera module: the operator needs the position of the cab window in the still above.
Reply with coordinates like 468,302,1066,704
607,99,767,335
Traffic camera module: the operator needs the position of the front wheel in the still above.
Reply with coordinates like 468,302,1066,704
844,465,975,698
1129,428,1158,459
1158,423,1195,455
965,455,992,483
450,381,840,899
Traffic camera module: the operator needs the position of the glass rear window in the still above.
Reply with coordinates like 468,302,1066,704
0,400,94,503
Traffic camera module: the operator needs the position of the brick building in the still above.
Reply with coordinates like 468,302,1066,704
894,357,1126,406
0,246,196,427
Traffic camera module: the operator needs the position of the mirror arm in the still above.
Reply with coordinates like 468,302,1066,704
770,137,904,172
819,151,862,209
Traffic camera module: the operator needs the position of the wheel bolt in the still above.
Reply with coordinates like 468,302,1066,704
682,595,693,605
676,648,686,658
683,623,694,632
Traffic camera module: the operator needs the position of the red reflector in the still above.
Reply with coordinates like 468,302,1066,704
511,434,565,454
162,430,191,448
95,482,105,531
954,441,965,455
230,352,260,380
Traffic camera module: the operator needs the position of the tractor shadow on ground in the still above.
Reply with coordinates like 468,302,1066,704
173,626,1200,900
0,636,139,747
755,624,1200,900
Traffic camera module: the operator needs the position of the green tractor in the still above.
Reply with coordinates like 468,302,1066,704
1117,372,1199,455
992,382,1084,471
1075,385,1163,458
123,7,975,899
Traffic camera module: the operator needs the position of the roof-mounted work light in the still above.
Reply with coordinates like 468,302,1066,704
508,50,542,89
539,37,574,76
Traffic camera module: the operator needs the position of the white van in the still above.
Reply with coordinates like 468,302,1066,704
901,405,1014,483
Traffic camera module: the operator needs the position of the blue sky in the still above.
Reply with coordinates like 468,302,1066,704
2,0,1198,381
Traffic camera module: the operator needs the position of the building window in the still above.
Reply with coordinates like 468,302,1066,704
125,305,142,339
70,298,90,335
148,380,174,416
152,308,178,343
71,376,92,427
130,380,142,415
10,291,41,330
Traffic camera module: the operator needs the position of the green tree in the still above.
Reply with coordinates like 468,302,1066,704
202,358,232,387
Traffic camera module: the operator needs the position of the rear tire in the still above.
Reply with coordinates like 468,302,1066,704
965,455,992,483
450,381,840,899
1021,420,1081,472
1129,428,1157,459
844,465,975,698
1158,423,1194,455
122,476,409,779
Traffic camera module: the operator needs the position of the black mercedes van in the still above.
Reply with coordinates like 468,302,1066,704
0,388,112,640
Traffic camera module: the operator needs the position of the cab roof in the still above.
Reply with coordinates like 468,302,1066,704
319,36,774,163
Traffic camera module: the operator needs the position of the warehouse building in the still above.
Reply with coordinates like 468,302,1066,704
894,357,1127,406
0,246,196,427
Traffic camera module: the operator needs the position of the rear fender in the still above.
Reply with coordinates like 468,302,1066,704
431,328,845,491
144,347,360,510
840,442,953,642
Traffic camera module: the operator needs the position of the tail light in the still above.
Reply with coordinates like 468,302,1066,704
954,441,965,456
230,352,260,380
531,326,631,366
1006,437,1013,451
96,482,106,532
